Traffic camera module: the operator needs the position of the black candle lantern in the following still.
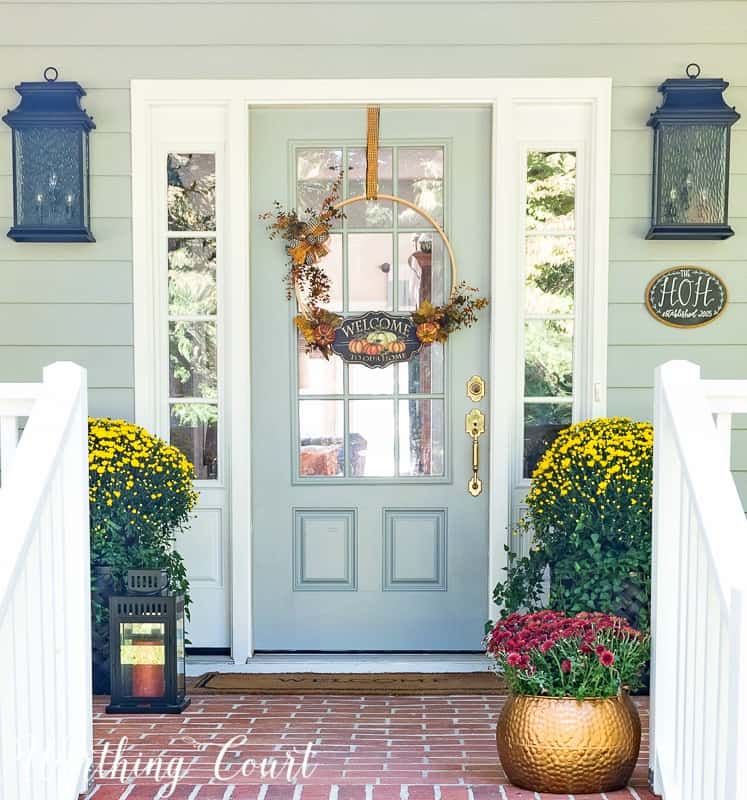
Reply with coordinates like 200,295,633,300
106,570,189,714
2,67,95,242
647,64,740,240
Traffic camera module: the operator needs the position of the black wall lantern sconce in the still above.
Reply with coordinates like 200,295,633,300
647,63,740,240
2,67,95,242
107,570,189,714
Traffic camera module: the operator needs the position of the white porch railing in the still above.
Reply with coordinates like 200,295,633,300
0,363,93,799
651,360,747,799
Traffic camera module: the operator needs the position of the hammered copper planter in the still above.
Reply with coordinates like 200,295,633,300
496,693,641,794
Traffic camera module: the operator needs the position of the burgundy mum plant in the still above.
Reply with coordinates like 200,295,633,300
485,610,649,699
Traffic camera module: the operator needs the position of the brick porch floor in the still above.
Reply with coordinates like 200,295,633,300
87,694,656,800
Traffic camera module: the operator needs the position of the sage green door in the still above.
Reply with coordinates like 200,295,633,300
250,106,491,650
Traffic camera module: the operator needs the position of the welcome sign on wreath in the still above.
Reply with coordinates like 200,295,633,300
261,107,488,366
332,311,422,367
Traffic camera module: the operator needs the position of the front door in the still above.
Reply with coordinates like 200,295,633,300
250,106,491,651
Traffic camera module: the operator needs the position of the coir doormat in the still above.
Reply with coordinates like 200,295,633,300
192,671,505,695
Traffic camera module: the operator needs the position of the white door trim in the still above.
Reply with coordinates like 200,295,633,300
131,78,611,663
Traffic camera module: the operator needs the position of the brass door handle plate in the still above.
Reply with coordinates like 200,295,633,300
465,408,485,496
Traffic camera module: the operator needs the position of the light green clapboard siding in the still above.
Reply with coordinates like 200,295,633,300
0,346,132,387
2,44,747,88
0,1,744,500
1,3,747,47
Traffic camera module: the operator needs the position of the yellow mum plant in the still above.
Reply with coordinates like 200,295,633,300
494,417,653,629
89,418,199,613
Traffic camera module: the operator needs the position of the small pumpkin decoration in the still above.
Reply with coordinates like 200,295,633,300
388,340,406,354
364,343,382,356
315,322,336,346
416,321,440,344
349,339,366,354
294,308,342,359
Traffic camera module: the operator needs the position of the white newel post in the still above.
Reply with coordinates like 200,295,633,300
0,362,93,800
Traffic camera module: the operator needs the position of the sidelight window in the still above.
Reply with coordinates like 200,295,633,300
165,153,219,480
521,151,577,478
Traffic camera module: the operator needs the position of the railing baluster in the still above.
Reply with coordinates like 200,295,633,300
717,618,730,792
674,472,690,783
700,576,720,797
38,498,59,792
0,602,20,799
689,523,706,797
27,527,47,799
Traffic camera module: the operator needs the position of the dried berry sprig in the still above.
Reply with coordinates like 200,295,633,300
260,173,345,313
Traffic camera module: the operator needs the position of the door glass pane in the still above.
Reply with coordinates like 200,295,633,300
348,233,393,311
298,331,343,396
523,402,572,478
349,363,394,395
398,343,444,394
349,400,395,477
399,399,445,476
169,321,217,399
526,151,576,234
295,233,343,312
168,239,217,316
398,233,447,310
398,148,444,225
296,148,343,226
299,400,344,476
346,147,393,227
524,319,573,397
167,153,216,232
525,236,575,315
170,403,218,480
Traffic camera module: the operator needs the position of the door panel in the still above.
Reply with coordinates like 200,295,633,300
250,106,491,651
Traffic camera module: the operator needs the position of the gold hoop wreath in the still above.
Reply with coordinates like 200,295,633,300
262,106,488,359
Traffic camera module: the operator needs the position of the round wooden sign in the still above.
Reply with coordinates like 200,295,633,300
645,266,727,328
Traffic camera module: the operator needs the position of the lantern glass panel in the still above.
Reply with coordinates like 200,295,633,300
176,609,186,695
119,621,166,699
14,126,85,227
656,124,728,226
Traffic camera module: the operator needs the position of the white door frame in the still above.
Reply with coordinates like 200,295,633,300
131,78,611,664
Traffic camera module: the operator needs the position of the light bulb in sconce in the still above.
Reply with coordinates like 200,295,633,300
36,192,44,222
65,193,74,217
683,172,694,209
667,187,679,221
48,172,58,190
